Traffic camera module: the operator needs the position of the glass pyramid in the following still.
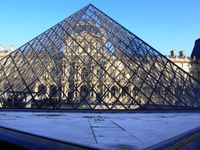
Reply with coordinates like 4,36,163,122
0,4,200,110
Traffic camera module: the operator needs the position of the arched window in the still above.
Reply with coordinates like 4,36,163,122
4,83,12,99
111,86,118,97
122,86,129,96
37,84,46,96
49,85,57,98
81,67,89,80
80,85,89,98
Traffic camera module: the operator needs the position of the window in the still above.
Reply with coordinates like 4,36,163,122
37,84,46,96
80,85,89,97
111,86,118,97
81,67,89,79
49,85,57,97
122,86,129,96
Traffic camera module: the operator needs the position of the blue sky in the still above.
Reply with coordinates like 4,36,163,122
0,0,199,56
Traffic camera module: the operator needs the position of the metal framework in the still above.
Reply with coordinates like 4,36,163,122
0,4,200,110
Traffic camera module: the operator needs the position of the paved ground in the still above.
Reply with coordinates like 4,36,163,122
0,112,200,149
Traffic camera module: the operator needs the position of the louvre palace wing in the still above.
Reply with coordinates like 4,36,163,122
0,4,200,110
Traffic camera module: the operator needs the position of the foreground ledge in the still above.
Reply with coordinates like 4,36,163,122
0,111,200,149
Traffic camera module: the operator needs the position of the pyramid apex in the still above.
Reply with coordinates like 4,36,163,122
87,3,96,8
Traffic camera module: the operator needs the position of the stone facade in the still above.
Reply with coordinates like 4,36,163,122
168,50,200,80
0,39,199,108
0,43,199,80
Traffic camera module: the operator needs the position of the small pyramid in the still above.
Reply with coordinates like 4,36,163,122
0,4,200,110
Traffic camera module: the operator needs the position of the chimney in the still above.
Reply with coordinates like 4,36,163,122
191,38,200,59
179,50,185,57
170,50,176,57
8,44,14,53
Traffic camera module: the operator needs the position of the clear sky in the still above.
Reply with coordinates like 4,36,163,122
0,0,199,56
